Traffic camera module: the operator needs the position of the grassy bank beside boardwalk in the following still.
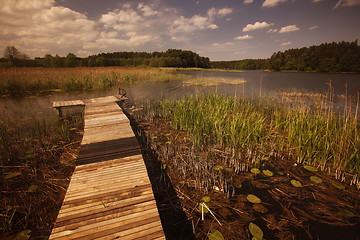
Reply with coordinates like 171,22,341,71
0,67,184,96
145,94,359,176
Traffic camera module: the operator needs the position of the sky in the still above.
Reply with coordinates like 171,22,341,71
1,0,360,61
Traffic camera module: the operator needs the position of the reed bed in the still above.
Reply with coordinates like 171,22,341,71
142,92,359,193
0,67,185,96
0,100,83,237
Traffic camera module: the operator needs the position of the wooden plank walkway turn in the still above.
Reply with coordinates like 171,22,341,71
49,96,165,240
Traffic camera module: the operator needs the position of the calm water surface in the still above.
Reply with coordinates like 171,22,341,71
1,71,359,122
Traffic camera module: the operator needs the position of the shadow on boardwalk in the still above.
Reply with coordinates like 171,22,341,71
119,101,196,240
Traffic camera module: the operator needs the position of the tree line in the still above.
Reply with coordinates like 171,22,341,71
211,40,360,73
0,48,210,68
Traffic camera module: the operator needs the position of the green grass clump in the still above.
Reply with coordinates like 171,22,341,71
147,93,359,175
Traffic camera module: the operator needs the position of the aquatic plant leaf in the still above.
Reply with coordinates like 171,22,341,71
247,194,262,204
198,202,209,213
253,204,268,213
3,172,21,179
277,171,284,175
263,157,270,161
251,168,261,174
166,141,172,144
208,230,224,240
310,176,322,183
343,209,355,218
290,180,302,187
14,230,31,240
262,170,273,177
332,182,345,190
214,165,223,171
202,196,211,203
303,165,318,172
248,222,263,239
233,180,242,188
161,164,167,170
28,185,39,192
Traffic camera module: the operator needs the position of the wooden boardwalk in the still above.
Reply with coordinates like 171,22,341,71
49,96,165,240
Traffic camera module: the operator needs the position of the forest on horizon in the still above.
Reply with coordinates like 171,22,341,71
1,40,359,73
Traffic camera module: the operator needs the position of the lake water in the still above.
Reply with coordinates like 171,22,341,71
128,70,360,100
1,70,359,123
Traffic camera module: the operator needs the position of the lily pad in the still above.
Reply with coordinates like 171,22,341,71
303,165,318,172
14,230,31,240
253,204,268,213
201,196,211,203
310,176,323,183
290,179,302,187
28,185,39,192
343,209,355,218
3,172,21,179
233,181,242,188
247,194,262,204
214,165,223,171
249,222,263,239
277,171,284,175
251,168,261,174
198,202,209,214
332,182,345,190
262,170,273,177
208,230,224,240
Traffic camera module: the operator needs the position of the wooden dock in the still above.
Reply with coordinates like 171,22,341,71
49,96,165,240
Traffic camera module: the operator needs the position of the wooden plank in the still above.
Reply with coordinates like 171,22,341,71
49,96,164,239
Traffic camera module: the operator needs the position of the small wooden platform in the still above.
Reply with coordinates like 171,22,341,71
49,96,165,240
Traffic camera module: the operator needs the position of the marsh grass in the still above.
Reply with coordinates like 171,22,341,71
0,67,187,96
0,101,84,237
143,92,359,192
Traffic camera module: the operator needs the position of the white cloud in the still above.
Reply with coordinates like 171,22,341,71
208,24,219,29
309,25,319,30
0,0,98,57
279,25,300,33
262,0,287,7
267,28,278,33
244,0,254,4
281,41,292,46
243,21,273,32
138,3,160,17
171,7,232,34
333,0,360,8
234,34,253,40
207,7,233,19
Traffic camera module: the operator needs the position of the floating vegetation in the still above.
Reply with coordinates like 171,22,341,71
290,180,302,187
199,202,209,214
247,194,262,204
248,222,264,240
332,182,346,190
343,209,355,218
304,165,318,172
135,92,360,239
202,196,211,203
262,170,273,177
207,230,224,240
310,176,323,183
182,77,246,87
214,165,224,171
253,204,268,214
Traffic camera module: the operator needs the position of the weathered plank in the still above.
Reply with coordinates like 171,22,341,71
49,96,164,240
